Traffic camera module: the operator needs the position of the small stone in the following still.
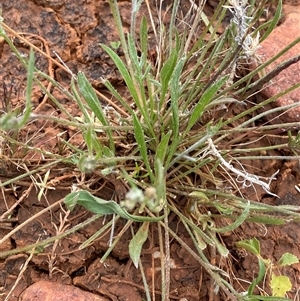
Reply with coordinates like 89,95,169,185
255,6,300,123
19,280,109,301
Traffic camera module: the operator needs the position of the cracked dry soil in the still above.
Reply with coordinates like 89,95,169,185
0,1,300,300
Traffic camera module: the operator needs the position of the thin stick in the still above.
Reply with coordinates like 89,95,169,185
4,246,35,301
0,199,63,246
0,211,101,258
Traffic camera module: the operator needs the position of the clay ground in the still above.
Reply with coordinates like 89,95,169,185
0,1,300,300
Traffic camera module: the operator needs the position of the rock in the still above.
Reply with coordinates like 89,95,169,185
255,5,300,123
19,280,109,301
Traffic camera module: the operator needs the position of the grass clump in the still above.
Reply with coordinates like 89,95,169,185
0,0,300,300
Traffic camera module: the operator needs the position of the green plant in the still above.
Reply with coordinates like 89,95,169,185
236,237,299,300
1,0,300,300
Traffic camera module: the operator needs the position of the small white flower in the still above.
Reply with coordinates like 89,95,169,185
243,32,261,61
225,0,261,62
228,0,248,7
125,187,144,203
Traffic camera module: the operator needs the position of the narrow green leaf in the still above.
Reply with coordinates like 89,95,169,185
100,44,142,112
71,78,91,121
278,253,299,267
129,222,149,268
259,0,282,42
110,40,121,49
140,16,148,55
84,124,101,155
170,56,186,104
194,231,207,250
127,34,140,71
246,216,286,225
77,72,107,126
21,47,34,128
102,145,115,159
101,44,124,69
0,48,35,131
153,159,166,213
248,257,266,295
166,55,186,162
207,230,229,257
212,204,234,215
133,113,154,181
210,201,250,233
64,190,163,222
0,48,33,130
127,34,148,113
236,237,260,256
257,257,267,285
165,135,180,169
189,192,210,202
165,79,180,162
247,296,291,301
160,49,178,104
102,79,133,114
77,72,115,152
185,76,227,134
155,131,172,166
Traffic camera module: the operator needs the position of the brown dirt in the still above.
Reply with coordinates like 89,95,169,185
0,1,300,301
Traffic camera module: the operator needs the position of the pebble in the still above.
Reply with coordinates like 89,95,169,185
19,280,109,301
255,5,300,123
